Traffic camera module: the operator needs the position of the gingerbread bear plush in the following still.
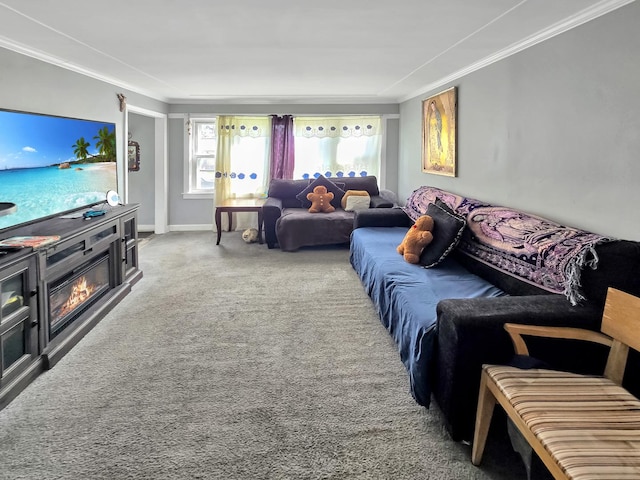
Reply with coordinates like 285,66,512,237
306,185,335,213
397,215,435,264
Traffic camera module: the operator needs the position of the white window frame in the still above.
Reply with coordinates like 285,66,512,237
183,115,217,199
292,116,383,181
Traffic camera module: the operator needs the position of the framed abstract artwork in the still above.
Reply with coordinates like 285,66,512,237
422,86,457,177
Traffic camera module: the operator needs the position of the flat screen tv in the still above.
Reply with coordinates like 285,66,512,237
0,108,117,233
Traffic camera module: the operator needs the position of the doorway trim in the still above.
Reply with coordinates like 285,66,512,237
124,105,168,234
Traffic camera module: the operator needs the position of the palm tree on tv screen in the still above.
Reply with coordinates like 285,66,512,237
72,137,91,161
93,127,116,162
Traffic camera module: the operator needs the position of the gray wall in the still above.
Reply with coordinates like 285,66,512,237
167,117,210,228
128,113,156,228
0,47,168,128
398,1,640,241
0,46,167,206
384,117,400,197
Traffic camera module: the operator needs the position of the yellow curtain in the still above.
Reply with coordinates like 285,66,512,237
214,116,271,206
214,116,233,207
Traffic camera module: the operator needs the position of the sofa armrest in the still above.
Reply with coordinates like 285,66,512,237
369,195,394,209
379,188,398,206
353,207,412,229
432,294,603,441
263,197,284,249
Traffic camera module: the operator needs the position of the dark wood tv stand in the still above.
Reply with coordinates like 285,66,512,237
0,204,142,409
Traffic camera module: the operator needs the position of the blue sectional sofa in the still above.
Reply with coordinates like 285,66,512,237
350,186,640,441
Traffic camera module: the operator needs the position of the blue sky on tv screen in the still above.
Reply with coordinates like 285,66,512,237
0,110,115,170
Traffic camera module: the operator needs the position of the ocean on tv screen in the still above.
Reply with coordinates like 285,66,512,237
0,163,117,230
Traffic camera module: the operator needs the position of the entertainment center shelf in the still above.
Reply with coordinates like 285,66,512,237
0,204,142,409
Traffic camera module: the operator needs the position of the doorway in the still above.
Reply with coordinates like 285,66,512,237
125,106,168,234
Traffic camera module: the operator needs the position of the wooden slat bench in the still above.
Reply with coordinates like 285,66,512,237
471,287,640,479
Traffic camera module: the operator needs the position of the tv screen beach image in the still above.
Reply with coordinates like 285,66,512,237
0,109,117,231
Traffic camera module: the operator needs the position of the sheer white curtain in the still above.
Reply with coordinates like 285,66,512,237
214,116,271,204
214,116,271,231
292,116,381,180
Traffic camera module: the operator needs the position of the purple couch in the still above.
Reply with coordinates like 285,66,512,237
263,176,392,251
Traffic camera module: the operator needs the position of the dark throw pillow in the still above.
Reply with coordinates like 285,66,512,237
420,201,467,268
434,197,455,214
296,175,346,209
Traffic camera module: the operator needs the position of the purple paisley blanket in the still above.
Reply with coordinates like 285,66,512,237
403,187,613,305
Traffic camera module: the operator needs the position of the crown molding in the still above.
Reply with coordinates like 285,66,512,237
0,35,171,103
398,0,635,103
170,95,397,105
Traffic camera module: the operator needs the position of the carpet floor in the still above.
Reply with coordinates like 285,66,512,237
0,231,527,480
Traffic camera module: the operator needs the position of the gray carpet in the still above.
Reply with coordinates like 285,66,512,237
0,231,526,480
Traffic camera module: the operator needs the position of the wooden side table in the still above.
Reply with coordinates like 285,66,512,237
215,198,266,245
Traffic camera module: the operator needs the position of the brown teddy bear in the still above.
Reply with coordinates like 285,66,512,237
306,185,335,213
397,215,434,264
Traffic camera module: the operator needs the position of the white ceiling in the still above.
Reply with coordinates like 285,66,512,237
0,0,632,104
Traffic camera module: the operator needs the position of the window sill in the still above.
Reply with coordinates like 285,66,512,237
182,192,214,200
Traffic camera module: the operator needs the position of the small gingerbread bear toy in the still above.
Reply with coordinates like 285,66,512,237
397,215,434,264
306,185,335,213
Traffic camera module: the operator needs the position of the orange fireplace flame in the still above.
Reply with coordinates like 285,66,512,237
58,276,96,318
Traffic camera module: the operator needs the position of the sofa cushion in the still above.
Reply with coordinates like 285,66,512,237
420,201,467,268
581,240,640,308
342,190,371,211
344,195,370,211
350,226,505,406
268,178,311,208
455,197,612,305
268,178,310,199
296,175,346,209
402,186,463,222
340,176,380,196
306,185,336,213
276,207,354,251
405,185,615,305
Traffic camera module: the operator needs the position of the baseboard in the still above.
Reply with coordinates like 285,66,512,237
139,224,214,232
169,224,214,231
147,224,257,232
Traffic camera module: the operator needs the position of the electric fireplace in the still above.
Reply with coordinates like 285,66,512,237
0,203,141,408
48,254,112,340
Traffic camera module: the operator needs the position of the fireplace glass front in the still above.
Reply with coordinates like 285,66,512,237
49,255,111,339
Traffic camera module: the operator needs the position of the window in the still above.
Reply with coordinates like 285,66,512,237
185,115,383,198
292,116,382,180
187,118,217,195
